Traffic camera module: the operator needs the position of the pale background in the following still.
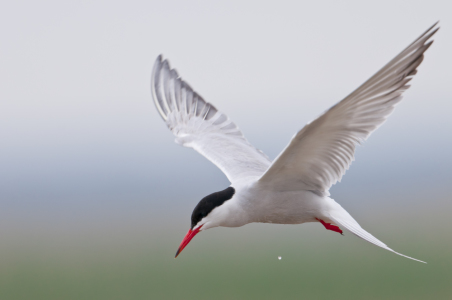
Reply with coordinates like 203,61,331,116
1,1,451,299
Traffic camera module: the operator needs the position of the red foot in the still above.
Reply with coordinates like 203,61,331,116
316,218,343,235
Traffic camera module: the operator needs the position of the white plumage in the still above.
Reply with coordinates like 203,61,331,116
151,58,271,182
152,23,439,262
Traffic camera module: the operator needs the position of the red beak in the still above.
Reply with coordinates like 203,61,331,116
175,225,203,258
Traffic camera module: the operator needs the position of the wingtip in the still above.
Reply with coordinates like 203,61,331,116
427,21,440,32
155,54,163,64
430,27,440,37
152,55,164,75
170,68,179,79
426,22,440,38
162,59,170,70
151,54,170,121
155,54,171,67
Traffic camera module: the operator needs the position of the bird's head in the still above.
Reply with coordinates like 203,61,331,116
175,187,235,258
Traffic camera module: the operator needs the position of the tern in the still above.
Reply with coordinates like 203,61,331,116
151,23,438,262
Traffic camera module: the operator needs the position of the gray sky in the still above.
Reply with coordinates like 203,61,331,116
1,1,451,219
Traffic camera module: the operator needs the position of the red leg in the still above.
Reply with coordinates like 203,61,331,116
316,218,343,235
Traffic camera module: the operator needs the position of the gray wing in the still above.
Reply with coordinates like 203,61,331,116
152,56,271,183
259,23,439,195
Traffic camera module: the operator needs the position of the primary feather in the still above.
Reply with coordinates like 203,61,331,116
258,23,439,195
151,56,271,183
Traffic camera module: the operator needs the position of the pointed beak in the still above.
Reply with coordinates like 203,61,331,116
175,225,203,258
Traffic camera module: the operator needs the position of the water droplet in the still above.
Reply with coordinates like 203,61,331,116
278,256,282,260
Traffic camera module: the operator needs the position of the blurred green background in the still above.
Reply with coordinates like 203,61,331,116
1,190,451,300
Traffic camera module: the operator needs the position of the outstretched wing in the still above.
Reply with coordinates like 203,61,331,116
259,23,439,195
151,56,271,183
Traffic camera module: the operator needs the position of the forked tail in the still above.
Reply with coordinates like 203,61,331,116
327,201,426,263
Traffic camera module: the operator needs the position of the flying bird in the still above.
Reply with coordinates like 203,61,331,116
151,23,439,262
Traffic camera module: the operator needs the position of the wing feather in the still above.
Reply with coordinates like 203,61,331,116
151,56,271,183
259,23,439,194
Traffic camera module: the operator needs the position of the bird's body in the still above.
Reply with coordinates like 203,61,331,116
216,180,326,228
151,23,439,262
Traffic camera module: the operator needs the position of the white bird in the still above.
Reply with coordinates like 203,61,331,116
151,23,439,262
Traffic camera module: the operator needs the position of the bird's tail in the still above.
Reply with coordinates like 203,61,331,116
327,199,426,263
